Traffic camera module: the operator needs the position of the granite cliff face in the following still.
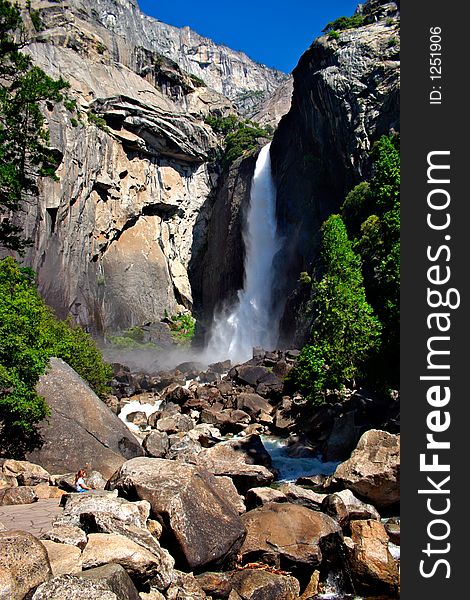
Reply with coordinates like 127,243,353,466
33,0,288,114
10,0,287,333
270,0,400,343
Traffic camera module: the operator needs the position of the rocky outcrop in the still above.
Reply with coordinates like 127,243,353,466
27,358,144,478
252,76,294,129
270,0,400,343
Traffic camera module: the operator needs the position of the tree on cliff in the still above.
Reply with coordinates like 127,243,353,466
0,0,68,252
288,215,382,403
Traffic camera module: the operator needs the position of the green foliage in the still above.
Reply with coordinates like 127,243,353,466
70,117,78,127
0,0,68,252
95,41,106,55
29,9,43,32
342,133,400,386
169,313,196,345
289,216,381,403
205,114,239,135
0,257,112,452
328,30,340,40
323,15,365,33
63,97,77,112
388,37,399,48
189,73,205,87
87,110,108,130
223,121,271,167
299,271,312,285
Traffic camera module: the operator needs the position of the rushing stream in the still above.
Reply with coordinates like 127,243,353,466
206,143,281,364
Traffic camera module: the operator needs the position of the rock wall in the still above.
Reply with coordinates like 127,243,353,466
7,1,287,334
270,0,400,344
28,0,288,114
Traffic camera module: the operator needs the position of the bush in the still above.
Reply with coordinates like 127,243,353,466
169,313,196,345
223,122,271,167
322,15,365,33
328,30,340,40
0,257,112,449
189,73,206,87
87,110,108,130
205,114,239,135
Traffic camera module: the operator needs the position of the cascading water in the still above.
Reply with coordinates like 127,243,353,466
206,143,281,364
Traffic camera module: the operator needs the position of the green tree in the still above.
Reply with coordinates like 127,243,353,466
0,257,112,456
343,134,400,385
289,215,381,403
0,0,68,252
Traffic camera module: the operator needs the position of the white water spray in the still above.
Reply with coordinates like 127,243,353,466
206,143,281,363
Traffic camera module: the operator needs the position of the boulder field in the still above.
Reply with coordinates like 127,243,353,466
0,351,400,599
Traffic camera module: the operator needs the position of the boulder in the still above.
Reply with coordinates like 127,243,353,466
42,524,88,550
0,472,17,489
167,432,202,460
82,533,174,587
60,490,151,528
127,411,149,428
34,482,66,500
231,569,300,600
321,489,381,528
165,570,208,599
28,358,144,479
384,517,400,546
2,459,50,486
108,457,246,570
143,431,170,458
245,487,288,510
42,540,82,576
86,471,107,490
31,566,141,599
330,429,400,509
80,564,142,600
194,435,275,495
0,486,38,505
200,407,250,432
0,530,52,599
214,476,246,514
156,413,195,434
279,483,327,512
240,503,342,574
236,393,273,418
344,519,399,595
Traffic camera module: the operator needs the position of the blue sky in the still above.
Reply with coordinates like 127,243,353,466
137,1,360,73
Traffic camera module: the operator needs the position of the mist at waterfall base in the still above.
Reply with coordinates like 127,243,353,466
205,143,282,365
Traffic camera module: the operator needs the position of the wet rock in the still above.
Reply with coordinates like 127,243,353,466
143,431,170,458
42,540,82,576
321,489,381,528
161,384,194,405
82,533,174,587
240,503,342,575
2,459,51,486
0,530,52,599
295,474,328,490
0,486,38,505
344,519,399,596
108,457,246,570
194,435,275,495
330,429,400,509
28,358,144,479
245,487,288,510
209,360,232,374
42,524,88,550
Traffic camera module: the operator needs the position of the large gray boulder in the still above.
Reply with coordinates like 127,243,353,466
108,457,246,570
28,358,144,479
329,429,400,509
0,530,52,599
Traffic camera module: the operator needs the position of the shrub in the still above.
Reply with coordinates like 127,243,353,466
322,15,365,33
87,110,108,130
0,257,112,450
205,114,240,135
169,313,196,345
30,9,43,32
223,122,271,167
189,73,206,87
95,41,106,55
328,30,340,40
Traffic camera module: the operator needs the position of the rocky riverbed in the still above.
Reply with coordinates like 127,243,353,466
0,350,400,599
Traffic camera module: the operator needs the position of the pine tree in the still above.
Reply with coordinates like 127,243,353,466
0,0,68,251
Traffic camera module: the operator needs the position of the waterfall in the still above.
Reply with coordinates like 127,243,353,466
206,143,281,364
